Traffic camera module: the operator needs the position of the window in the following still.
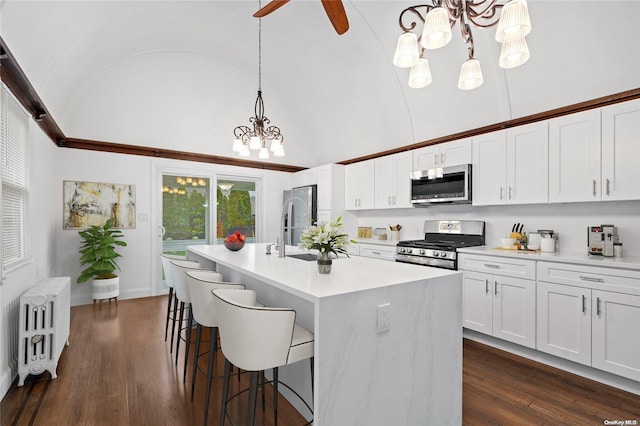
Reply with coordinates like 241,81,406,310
1,85,30,271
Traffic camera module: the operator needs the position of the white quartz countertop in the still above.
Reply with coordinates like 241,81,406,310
188,243,458,302
458,246,640,270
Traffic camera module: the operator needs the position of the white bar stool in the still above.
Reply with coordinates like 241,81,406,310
170,259,217,382
212,288,314,426
185,270,245,425
160,253,186,347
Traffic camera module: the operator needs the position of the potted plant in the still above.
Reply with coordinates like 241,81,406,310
299,216,353,274
77,218,127,304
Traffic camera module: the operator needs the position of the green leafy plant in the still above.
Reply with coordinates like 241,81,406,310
77,218,127,283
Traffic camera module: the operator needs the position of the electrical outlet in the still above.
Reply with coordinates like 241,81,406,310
377,303,391,334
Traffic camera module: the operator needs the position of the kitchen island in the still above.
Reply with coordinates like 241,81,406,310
188,243,463,425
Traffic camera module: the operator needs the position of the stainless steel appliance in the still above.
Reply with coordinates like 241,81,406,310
588,224,619,256
395,220,485,270
282,185,317,246
410,164,472,206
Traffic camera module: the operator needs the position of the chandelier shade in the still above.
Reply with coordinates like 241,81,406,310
421,7,452,50
231,2,284,159
408,57,433,89
392,32,419,68
394,0,532,90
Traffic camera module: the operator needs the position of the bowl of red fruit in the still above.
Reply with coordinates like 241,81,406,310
224,231,246,251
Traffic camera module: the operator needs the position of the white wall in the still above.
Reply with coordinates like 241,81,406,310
349,201,640,256
1,121,58,398
0,123,291,398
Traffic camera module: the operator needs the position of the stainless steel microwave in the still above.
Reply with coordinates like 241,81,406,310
410,164,472,206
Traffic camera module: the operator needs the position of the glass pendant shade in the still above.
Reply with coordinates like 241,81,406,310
273,141,285,157
421,7,452,49
239,145,251,157
408,57,433,89
273,146,285,157
258,146,270,159
393,32,419,68
249,135,261,150
499,37,530,68
232,138,243,152
495,0,531,42
458,59,484,90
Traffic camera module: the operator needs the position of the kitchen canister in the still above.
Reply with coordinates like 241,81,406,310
541,237,556,253
614,243,623,257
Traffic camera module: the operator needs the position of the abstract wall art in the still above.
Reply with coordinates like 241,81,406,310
63,181,136,229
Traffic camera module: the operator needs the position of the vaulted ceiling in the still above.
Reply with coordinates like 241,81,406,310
1,1,639,168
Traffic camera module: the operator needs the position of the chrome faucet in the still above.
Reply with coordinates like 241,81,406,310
279,196,308,258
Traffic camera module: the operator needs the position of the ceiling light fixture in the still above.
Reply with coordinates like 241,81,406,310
232,1,284,159
393,0,532,90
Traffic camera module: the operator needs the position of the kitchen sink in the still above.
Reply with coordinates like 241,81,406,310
286,253,318,261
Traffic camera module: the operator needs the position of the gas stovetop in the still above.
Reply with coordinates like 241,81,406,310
394,220,485,270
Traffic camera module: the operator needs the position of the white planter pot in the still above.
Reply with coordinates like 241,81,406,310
91,276,119,300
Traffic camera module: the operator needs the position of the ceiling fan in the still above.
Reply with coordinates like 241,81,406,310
253,0,349,35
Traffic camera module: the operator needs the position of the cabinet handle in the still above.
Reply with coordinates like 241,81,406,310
596,297,601,316
593,179,597,196
393,196,396,205
434,153,439,165
372,251,381,255
485,279,489,294
508,186,512,200
606,178,610,196
579,275,604,283
581,295,586,313
388,196,391,205
484,264,500,269
499,187,504,200
440,153,445,163
494,281,498,295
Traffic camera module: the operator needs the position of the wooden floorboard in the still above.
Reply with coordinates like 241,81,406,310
1,295,639,425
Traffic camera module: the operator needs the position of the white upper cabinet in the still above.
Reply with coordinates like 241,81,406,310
345,160,375,210
472,122,548,206
374,151,412,209
549,109,602,202
413,138,472,171
601,99,640,201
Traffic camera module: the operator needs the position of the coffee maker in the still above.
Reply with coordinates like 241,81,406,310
588,225,619,256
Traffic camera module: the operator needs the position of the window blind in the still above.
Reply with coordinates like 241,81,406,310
1,85,31,270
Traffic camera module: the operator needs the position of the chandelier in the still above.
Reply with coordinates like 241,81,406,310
232,5,284,159
393,0,532,90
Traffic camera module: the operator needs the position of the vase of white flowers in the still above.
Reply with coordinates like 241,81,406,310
299,216,352,274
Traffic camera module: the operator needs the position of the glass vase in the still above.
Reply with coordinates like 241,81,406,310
317,251,332,274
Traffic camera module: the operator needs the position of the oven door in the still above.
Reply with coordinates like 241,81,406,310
411,164,471,205
395,253,456,269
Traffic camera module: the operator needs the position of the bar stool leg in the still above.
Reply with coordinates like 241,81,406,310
164,287,174,341
170,295,179,353
176,301,185,364
247,371,259,426
203,327,217,426
273,367,279,426
183,304,193,383
191,323,203,400
220,358,232,426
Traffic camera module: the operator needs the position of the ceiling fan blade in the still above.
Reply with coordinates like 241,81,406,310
253,0,291,18
321,0,349,35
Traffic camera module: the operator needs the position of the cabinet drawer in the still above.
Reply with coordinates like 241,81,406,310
359,244,396,261
459,254,535,279
537,261,640,295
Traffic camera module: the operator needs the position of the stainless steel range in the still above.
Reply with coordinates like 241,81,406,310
395,220,485,270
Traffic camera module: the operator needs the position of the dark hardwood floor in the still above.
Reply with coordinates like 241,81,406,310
1,295,639,425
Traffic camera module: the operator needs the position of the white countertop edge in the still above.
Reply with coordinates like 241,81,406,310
458,246,640,270
187,243,459,301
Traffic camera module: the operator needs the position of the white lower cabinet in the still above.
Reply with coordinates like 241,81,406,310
536,261,640,381
358,243,396,261
536,281,592,365
460,254,536,348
